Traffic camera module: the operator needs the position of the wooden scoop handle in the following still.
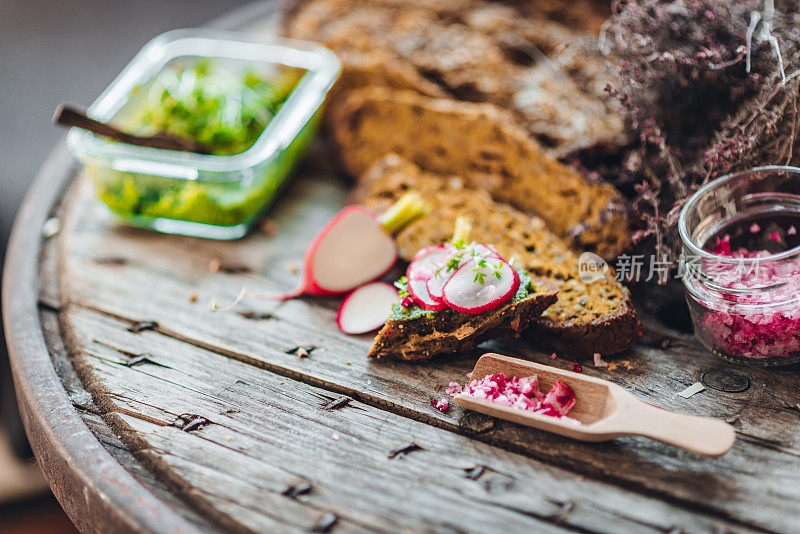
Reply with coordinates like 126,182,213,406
597,392,736,457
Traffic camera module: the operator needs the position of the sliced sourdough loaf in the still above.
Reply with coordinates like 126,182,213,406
356,155,642,356
330,87,629,260
369,272,558,361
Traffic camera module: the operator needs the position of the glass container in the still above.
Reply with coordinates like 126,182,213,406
679,166,800,365
66,28,340,239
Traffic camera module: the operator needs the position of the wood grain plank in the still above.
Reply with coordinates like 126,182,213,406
61,305,749,533
58,168,800,532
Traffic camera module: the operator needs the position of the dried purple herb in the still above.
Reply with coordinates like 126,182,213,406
603,0,800,268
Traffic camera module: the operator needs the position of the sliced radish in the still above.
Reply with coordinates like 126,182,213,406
426,269,451,302
257,192,427,301
442,257,520,314
310,206,397,293
407,277,447,311
259,206,397,300
407,245,452,281
337,282,399,335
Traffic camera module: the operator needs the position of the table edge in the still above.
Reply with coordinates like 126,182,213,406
1,2,283,532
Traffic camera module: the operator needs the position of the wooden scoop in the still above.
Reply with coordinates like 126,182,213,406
454,353,735,457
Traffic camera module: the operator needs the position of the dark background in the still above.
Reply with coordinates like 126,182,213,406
0,0,248,529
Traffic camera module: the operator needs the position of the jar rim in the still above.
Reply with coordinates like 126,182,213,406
678,165,800,264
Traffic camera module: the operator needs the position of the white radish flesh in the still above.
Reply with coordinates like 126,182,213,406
310,206,397,293
407,245,452,281
442,258,520,314
408,277,447,311
337,282,399,335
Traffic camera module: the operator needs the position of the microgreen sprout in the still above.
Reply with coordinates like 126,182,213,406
394,276,409,300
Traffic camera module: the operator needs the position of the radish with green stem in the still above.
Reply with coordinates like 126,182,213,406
259,192,428,300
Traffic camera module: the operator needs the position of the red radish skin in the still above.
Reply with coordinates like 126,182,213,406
337,282,399,335
260,206,398,300
407,277,447,311
442,258,520,314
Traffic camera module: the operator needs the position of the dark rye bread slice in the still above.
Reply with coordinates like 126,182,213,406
329,87,630,260
284,0,627,157
369,273,558,361
356,155,642,357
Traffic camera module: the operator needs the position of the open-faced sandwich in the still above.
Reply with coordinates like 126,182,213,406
369,220,558,360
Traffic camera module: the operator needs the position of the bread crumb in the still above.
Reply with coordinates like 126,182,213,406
225,436,231,441
260,218,279,237
188,291,199,303
208,258,221,273
346,361,352,365
287,261,299,274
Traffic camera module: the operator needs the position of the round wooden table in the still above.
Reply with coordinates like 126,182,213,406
6,5,800,534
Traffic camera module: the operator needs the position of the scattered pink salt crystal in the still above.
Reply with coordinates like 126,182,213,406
549,352,558,360
445,381,463,396
431,398,450,412
572,362,582,373
331,433,340,441
593,353,608,368
768,232,781,242
789,226,797,235
750,223,761,233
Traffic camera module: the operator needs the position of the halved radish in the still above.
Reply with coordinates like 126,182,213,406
442,258,520,314
258,193,427,300
407,277,447,311
337,282,399,335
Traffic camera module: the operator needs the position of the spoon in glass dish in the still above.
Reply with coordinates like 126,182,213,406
454,353,735,457
53,103,213,154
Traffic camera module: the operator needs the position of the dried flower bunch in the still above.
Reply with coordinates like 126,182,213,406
603,0,800,263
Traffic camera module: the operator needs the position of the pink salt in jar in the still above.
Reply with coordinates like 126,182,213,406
679,166,800,366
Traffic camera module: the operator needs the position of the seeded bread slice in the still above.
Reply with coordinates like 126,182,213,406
356,155,642,357
369,273,558,361
330,87,629,259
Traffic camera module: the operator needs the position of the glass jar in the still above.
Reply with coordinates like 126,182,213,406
67,29,340,240
679,166,800,366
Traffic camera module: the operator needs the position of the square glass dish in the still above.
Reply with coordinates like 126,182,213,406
66,28,340,239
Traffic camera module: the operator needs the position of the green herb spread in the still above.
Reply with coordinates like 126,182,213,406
91,61,312,230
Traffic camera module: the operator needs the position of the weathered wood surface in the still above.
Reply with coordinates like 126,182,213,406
34,157,800,533
5,3,800,532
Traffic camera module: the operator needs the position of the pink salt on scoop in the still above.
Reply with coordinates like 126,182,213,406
450,373,580,423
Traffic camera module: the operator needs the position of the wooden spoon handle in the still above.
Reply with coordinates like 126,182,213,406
53,103,207,153
603,400,735,457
